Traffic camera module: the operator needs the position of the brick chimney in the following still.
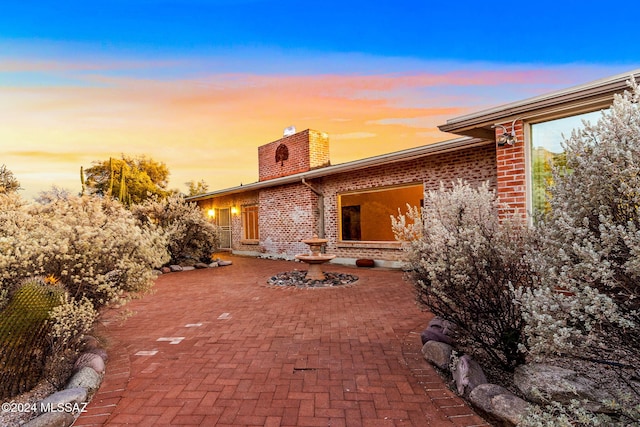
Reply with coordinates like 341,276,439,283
258,129,330,181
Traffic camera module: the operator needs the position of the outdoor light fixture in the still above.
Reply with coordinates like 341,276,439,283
231,206,238,215
492,119,519,147
207,209,215,218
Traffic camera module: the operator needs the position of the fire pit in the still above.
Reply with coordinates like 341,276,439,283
295,235,336,281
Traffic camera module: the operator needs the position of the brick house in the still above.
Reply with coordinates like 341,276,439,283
188,70,639,267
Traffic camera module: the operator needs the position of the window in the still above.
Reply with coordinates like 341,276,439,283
530,110,603,215
241,205,259,241
341,205,361,240
339,184,423,242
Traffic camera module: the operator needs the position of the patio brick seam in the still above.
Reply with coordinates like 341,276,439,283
400,326,491,427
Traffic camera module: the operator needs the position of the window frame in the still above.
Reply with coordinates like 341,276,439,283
337,182,423,246
526,108,606,217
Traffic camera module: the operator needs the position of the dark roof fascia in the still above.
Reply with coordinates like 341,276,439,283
439,69,640,134
186,136,489,202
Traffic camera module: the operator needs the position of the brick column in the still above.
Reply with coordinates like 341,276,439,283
495,119,527,219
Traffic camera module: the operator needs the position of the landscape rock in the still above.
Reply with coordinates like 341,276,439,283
86,347,108,362
38,387,87,415
181,266,195,271
420,327,454,345
514,363,612,412
452,355,487,396
427,317,456,335
421,341,453,370
492,393,530,425
169,265,183,272
22,411,74,427
66,367,102,393
218,260,233,266
267,271,358,287
208,262,219,268
194,262,209,269
469,383,530,426
421,317,455,345
161,266,171,274
74,352,105,374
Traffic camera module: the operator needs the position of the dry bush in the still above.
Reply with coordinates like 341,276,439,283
0,192,169,308
393,180,538,371
518,80,640,363
132,194,220,264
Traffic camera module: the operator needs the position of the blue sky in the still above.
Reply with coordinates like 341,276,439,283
3,0,637,64
1,0,638,197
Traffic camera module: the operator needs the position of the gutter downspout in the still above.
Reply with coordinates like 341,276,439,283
301,178,325,239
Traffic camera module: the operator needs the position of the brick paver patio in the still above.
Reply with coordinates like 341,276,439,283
75,256,489,426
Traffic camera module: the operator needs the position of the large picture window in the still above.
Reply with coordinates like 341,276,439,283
339,184,423,242
530,110,602,215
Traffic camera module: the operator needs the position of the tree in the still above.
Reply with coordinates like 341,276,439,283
83,155,170,205
185,179,209,197
0,165,21,194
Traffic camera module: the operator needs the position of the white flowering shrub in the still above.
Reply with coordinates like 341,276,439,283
48,294,97,352
518,79,640,361
0,192,171,400
132,194,220,264
521,401,610,427
0,193,44,288
520,396,640,427
0,192,169,309
392,180,538,371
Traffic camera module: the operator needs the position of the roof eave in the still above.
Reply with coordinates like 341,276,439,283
439,69,640,135
186,136,489,202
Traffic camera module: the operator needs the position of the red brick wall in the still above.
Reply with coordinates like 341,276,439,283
258,183,318,256
495,119,527,218
200,142,497,263
258,129,330,181
195,191,261,253
319,143,497,261
308,130,330,170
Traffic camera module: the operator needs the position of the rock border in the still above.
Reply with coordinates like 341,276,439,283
157,257,233,274
419,317,620,426
22,336,107,427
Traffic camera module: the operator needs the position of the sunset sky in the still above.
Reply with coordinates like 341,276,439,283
1,1,638,199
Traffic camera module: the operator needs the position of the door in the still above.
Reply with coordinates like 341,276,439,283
216,208,232,250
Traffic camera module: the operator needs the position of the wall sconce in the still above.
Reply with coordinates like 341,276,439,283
231,206,238,215
207,209,215,218
492,119,519,147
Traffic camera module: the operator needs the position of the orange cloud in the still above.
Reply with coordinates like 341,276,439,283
0,60,618,198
